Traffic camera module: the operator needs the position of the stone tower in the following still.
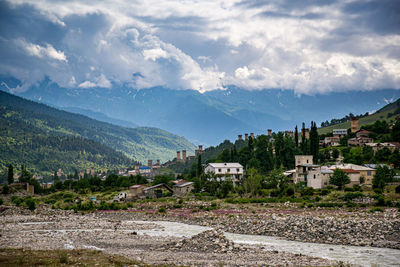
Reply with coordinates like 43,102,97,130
268,129,272,136
182,150,186,162
238,134,243,141
351,117,359,133
245,133,249,140
176,151,181,161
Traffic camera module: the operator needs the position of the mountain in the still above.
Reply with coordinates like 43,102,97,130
0,90,195,174
318,97,400,134
2,77,399,145
62,107,138,128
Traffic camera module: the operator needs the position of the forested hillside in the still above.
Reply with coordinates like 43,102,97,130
0,91,195,173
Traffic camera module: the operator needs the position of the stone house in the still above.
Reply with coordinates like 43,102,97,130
205,163,244,182
173,181,194,197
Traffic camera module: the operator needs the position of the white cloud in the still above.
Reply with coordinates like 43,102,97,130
2,0,400,94
143,48,169,61
16,38,67,62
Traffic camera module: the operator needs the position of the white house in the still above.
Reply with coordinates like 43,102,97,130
205,163,244,181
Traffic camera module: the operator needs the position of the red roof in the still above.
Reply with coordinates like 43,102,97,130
341,169,360,174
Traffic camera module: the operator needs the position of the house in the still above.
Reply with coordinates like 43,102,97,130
324,136,340,146
139,166,151,175
328,163,375,185
289,156,333,189
365,142,398,152
333,129,347,138
356,130,371,138
173,181,194,197
204,163,244,181
129,184,148,198
338,169,361,186
143,183,173,198
347,137,373,146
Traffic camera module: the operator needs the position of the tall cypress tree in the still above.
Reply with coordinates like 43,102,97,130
294,125,299,147
8,164,14,184
309,121,319,163
196,155,203,177
301,122,307,154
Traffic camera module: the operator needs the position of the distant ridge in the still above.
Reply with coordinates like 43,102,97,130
0,90,195,173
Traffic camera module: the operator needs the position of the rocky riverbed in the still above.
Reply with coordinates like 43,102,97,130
97,203,400,250
0,206,341,266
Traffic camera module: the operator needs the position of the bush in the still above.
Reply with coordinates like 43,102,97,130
373,188,383,194
285,187,295,196
172,204,182,209
344,187,354,192
369,207,384,213
314,196,321,202
301,187,314,196
395,202,400,208
352,184,362,192
343,192,363,201
2,185,10,194
11,196,23,206
26,199,36,211
320,189,330,196
210,202,217,208
316,202,343,208
158,207,166,213
0,198,3,205
375,195,386,206
346,201,356,208
395,185,400,194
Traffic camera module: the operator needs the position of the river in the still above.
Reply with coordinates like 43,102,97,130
133,220,400,267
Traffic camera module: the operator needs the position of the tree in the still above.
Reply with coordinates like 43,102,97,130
196,155,203,177
7,164,14,184
243,168,262,197
332,149,339,160
309,121,319,163
373,165,394,190
329,169,350,190
392,120,400,142
295,125,299,147
301,122,307,154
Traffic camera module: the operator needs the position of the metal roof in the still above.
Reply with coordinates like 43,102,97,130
206,163,243,168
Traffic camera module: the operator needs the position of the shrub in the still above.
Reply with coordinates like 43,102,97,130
369,207,384,213
395,185,400,194
373,188,383,194
2,185,10,194
344,187,354,192
210,202,217,208
26,199,36,211
314,196,321,202
385,200,392,207
375,195,386,206
307,203,314,208
320,189,330,196
395,202,400,208
173,204,182,209
343,192,364,201
346,201,356,208
285,187,295,196
59,252,69,264
158,207,166,213
352,184,362,192
11,196,23,206
301,187,314,196
178,199,184,204
0,198,3,205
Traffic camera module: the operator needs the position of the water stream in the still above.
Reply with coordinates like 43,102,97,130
133,220,400,267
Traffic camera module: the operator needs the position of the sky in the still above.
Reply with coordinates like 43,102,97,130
0,0,399,95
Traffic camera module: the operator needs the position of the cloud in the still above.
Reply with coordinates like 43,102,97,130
16,38,67,62
0,0,399,95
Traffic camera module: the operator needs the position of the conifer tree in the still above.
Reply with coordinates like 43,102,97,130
294,125,299,147
7,164,14,184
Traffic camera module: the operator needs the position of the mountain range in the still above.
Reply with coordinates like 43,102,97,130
0,90,195,174
1,77,399,145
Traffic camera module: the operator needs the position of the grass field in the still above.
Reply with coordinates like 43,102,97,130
0,248,171,267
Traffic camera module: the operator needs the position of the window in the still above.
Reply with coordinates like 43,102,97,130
367,171,371,176
313,174,316,179
227,168,230,172
307,160,309,163
237,168,240,172
218,169,221,172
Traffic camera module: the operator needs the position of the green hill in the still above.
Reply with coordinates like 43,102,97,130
0,91,195,174
318,98,400,134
